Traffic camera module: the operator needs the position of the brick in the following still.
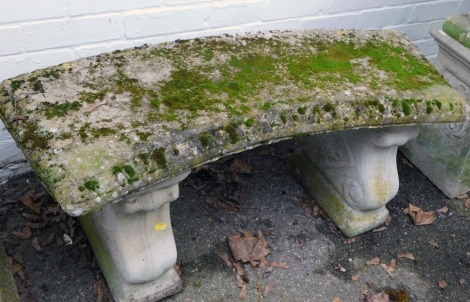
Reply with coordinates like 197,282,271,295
409,1,460,23
168,26,243,41
68,0,165,16
23,49,77,73
425,20,445,38
75,41,143,58
414,38,439,56
328,0,384,14
0,26,23,55
385,22,428,41
299,14,360,29
209,1,264,28
242,19,301,32
22,15,123,51
385,0,429,5
164,0,212,5
357,7,412,29
125,7,210,38
0,55,27,81
261,0,330,21
0,0,66,25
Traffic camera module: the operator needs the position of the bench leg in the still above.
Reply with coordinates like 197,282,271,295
80,171,190,302
288,126,419,237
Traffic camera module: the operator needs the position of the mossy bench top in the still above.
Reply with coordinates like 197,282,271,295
443,13,470,49
0,29,466,216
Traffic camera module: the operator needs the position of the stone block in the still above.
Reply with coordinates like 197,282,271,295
289,126,418,237
0,26,23,56
409,1,460,23
124,7,210,38
401,17,470,198
22,16,123,52
357,7,412,28
0,0,66,24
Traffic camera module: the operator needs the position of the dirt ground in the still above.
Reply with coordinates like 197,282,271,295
0,140,469,301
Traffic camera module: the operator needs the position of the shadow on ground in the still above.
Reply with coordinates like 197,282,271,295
0,140,469,301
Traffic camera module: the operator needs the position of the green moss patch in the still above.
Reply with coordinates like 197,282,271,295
113,164,139,183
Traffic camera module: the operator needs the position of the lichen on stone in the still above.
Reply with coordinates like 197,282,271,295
0,29,466,216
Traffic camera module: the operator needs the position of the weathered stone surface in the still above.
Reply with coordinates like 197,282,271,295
79,171,188,301
443,13,470,49
289,126,418,237
401,22,470,198
0,29,466,215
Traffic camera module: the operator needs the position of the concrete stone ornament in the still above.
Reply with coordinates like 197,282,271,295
0,29,466,301
401,13,470,198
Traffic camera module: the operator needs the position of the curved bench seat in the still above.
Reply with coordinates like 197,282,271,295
0,29,467,301
0,29,465,216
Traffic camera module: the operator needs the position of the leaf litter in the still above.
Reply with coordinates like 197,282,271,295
218,229,289,299
403,203,437,225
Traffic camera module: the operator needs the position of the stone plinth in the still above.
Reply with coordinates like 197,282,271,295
289,126,418,237
401,14,470,198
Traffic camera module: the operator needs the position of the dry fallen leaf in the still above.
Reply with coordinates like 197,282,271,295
228,230,270,267
397,252,415,260
31,237,42,251
364,292,390,302
351,274,360,281
174,261,183,276
233,262,246,276
260,257,270,270
438,280,448,289
217,253,233,268
366,257,380,266
205,195,217,205
230,159,252,174
270,261,289,269
387,259,396,272
465,199,470,208
94,275,112,302
235,274,245,288
21,213,41,221
437,206,448,213
11,262,23,274
263,283,275,298
381,259,396,278
239,283,247,300
332,297,341,302
460,278,465,284
429,240,439,248
373,226,387,232
457,193,468,199
42,233,55,246
346,238,356,244
20,190,43,214
11,227,32,240
385,215,392,227
313,205,321,216
405,203,437,225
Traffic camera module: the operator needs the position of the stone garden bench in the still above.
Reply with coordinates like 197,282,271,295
0,29,466,301
401,13,470,198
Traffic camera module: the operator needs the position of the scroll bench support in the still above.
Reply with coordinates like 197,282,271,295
79,171,190,302
288,126,419,237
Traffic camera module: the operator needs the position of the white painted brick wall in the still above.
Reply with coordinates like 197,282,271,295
1,0,469,180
